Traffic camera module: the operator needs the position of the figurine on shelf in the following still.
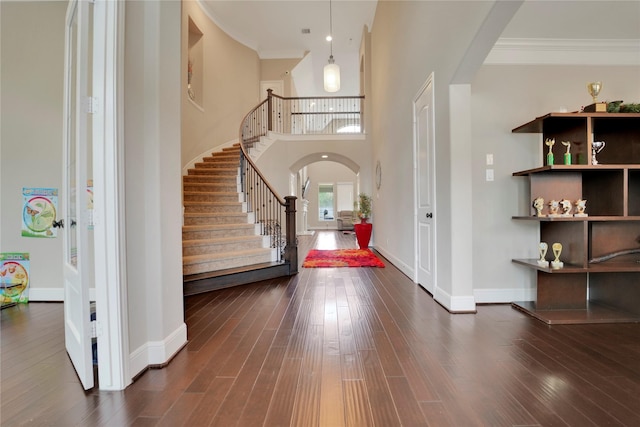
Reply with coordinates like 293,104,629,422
592,140,606,165
532,197,545,217
545,138,555,165
548,199,560,217
538,242,549,268
561,141,571,165
560,199,572,217
551,242,564,269
574,199,588,217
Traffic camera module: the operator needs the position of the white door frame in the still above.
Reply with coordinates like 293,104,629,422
91,0,130,391
63,0,129,391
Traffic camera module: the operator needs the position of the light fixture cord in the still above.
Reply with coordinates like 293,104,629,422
329,0,334,57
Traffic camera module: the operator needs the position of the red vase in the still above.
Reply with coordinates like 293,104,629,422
354,223,372,249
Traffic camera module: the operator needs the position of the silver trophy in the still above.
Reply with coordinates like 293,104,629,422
591,141,606,165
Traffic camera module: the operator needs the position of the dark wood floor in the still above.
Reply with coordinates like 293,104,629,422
2,230,640,426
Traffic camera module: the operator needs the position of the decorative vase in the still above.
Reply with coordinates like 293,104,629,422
354,222,372,249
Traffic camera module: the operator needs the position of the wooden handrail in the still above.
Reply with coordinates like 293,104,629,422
238,95,296,274
236,90,365,274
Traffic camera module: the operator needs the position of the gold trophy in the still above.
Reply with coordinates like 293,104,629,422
587,82,602,103
551,242,564,269
585,82,606,112
538,242,549,268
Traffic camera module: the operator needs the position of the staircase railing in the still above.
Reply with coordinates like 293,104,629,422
238,90,365,275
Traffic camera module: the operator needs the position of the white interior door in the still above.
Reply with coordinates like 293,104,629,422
63,0,94,390
414,74,437,294
260,80,284,98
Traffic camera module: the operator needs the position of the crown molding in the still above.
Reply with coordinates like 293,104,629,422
485,38,640,66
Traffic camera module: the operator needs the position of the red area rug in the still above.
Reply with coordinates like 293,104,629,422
302,249,385,268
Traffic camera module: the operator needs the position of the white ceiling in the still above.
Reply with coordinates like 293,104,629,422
199,0,640,58
198,1,640,94
200,0,378,59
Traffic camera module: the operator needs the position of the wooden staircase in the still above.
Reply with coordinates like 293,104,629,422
182,145,290,295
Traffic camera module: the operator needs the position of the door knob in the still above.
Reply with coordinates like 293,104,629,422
426,213,433,219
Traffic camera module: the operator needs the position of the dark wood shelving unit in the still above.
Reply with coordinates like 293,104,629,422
511,112,640,324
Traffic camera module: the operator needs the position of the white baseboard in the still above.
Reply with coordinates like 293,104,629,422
434,287,476,313
129,323,188,379
474,287,536,304
372,244,414,279
28,287,64,301
28,287,97,302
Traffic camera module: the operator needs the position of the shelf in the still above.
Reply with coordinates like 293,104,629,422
512,112,640,134
511,301,640,325
512,258,640,273
511,112,640,324
512,216,640,222
512,259,586,273
513,164,640,176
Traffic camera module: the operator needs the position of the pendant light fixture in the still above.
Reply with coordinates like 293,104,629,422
323,0,340,92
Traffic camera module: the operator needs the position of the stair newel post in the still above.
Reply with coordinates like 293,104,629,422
284,196,298,274
267,89,273,132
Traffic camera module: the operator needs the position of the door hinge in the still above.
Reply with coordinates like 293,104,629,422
90,320,102,338
84,96,99,114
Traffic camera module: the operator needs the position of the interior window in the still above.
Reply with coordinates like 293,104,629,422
318,184,334,220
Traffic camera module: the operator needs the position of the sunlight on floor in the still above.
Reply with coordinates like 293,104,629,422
316,231,338,249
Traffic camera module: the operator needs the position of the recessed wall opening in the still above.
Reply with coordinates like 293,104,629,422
187,17,203,107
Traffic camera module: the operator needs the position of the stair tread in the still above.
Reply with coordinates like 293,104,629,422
184,212,247,217
183,145,281,279
183,247,273,263
183,191,240,195
187,167,238,172
183,235,263,246
183,223,254,231
183,182,238,186
183,201,243,206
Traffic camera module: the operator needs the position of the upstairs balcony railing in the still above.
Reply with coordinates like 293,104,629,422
243,89,365,144
237,90,365,275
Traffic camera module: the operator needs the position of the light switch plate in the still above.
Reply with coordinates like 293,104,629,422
486,169,494,181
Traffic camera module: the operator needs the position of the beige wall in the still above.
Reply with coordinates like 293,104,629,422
368,1,640,306
303,162,358,230
181,1,261,168
471,64,640,302
124,0,186,376
260,58,301,98
369,1,495,299
0,1,66,299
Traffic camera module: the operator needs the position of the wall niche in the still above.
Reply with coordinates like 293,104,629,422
187,17,203,107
